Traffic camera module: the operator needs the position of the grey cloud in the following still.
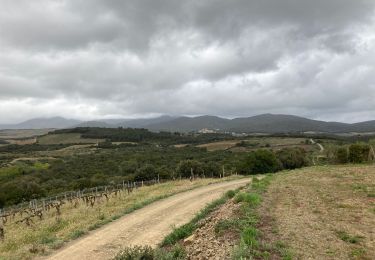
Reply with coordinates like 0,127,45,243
0,0,375,123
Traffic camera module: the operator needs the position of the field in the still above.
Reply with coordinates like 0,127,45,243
260,165,375,259
0,129,52,146
197,140,240,151
37,133,104,145
0,177,240,260
0,130,51,140
197,137,314,152
157,165,375,259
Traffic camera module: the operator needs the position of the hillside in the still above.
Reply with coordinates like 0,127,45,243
2,114,375,134
146,114,375,133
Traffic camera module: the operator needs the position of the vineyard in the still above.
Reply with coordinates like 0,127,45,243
0,176,237,259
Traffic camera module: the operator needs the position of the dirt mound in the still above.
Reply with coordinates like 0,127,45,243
183,200,241,259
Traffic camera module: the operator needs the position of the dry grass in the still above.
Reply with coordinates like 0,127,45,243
0,177,240,260
263,165,375,260
0,130,51,140
197,140,240,151
197,137,311,152
37,133,104,145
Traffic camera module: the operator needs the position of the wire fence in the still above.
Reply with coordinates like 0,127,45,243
0,177,163,218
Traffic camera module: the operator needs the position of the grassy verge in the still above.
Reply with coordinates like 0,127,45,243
113,186,241,260
230,175,293,260
161,188,240,246
0,176,242,260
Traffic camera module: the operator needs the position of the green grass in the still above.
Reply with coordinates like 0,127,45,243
336,231,364,244
231,174,293,260
214,219,240,235
161,189,240,246
234,192,261,206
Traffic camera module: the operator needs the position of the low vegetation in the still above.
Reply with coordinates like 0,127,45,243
261,165,375,259
0,177,237,259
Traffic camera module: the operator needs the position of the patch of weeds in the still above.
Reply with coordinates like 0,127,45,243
39,234,57,245
231,175,292,260
98,212,106,220
1,240,18,252
46,219,69,233
226,189,236,199
325,248,336,256
214,219,240,235
275,241,293,260
234,192,261,207
336,231,364,244
241,226,258,248
29,243,45,254
114,245,154,260
367,193,375,198
69,229,86,240
49,239,64,250
162,188,240,246
350,248,366,258
114,245,186,260
155,245,186,260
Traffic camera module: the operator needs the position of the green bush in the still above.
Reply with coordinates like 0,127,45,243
237,150,279,175
135,164,157,181
335,147,349,164
176,160,203,178
348,144,370,163
276,147,308,169
202,161,221,178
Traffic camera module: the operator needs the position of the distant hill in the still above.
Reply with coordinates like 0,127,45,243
0,117,81,129
116,115,177,128
1,114,375,134
145,114,375,134
147,116,230,132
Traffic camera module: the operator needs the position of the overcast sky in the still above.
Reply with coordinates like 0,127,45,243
1,0,375,124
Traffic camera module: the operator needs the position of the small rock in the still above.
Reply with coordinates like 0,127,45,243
184,234,196,245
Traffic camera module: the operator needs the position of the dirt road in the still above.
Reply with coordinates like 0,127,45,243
45,178,251,260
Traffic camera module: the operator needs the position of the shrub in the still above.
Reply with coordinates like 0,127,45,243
237,150,279,175
335,147,349,164
114,245,154,260
276,147,308,170
176,160,203,178
134,164,157,181
202,161,221,178
348,144,370,163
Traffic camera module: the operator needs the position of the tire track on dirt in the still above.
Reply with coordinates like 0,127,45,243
44,178,251,260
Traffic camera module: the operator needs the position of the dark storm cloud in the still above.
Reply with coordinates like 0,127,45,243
0,0,374,123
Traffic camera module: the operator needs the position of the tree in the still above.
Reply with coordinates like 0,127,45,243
202,161,221,178
135,164,157,181
348,144,370,163
335,147,348,164
176,160,203,178
276,148,308,170
237,150,279,175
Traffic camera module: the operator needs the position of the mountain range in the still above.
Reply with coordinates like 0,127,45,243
1,114,375,134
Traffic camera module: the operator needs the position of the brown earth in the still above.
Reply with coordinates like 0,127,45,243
183,200,241,260
42,178,251,260
263,165,375,260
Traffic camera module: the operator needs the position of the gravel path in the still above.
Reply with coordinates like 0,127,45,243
44,178,251,260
